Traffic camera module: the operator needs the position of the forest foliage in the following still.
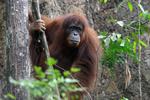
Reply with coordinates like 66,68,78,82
100,0,150,69
3,0,150,100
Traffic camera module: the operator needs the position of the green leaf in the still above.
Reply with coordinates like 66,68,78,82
63,71,71,77
133,41,137,53
120,40,125,47
34,66,42,74
34,66,45,78
46,57,57,67
120,97,129,100
99,0,108,3
5,93,16,100
127,1,133,12
140,11,150,20
70,67,80,73
53,69,61,77
138,4,145,12
103,0,108,3
100,31,108,35
126,37,131,42
116,34,121,39
139,40,147,47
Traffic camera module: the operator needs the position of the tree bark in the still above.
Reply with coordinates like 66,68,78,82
0,1,6,97
3,0,31,100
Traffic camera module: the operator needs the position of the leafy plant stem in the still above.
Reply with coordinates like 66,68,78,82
137,1,142,100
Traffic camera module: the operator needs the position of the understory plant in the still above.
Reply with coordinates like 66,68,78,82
99,0,150,99
100,0,150,70
7,58,81,100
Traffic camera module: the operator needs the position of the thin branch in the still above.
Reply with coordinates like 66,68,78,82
137,1,142,100
31,0,61,100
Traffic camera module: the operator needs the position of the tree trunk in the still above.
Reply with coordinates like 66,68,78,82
0,0,6,97
3,0,31,100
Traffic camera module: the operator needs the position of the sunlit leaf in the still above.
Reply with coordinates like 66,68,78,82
99,0,108,3
34,66,42,74
120,97,129,100
5,93,16,100
128,1,133,12
63,71,71,77
46,57,57,67
34,66,45,78
54,69,61,77
126,38,131,42
138,4,145,12
117,21,124,27
111,33,117,41
116,34,121,39
133,41,137,53
71,67,80,73
120,40,125,46
140,11,150,20
139,40,147,47
103,0,108,3
98,35,106,39
65,78,78,83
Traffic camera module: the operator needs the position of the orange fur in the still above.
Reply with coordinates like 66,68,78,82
29,13,101,99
